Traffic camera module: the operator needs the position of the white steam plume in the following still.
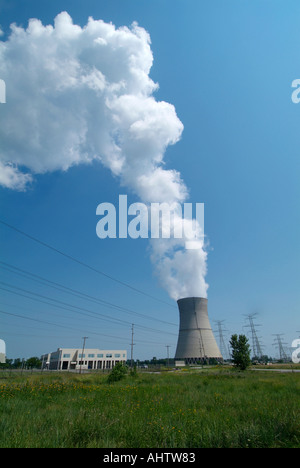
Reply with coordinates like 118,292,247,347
0,12,208,300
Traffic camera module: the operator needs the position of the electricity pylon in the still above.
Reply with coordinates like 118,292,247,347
272,334,289,362
244,313,263,359
215,320,230,361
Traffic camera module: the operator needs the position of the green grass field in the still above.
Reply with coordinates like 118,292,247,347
0,367,299,448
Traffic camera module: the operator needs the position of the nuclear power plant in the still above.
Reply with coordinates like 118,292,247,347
175,297,223,364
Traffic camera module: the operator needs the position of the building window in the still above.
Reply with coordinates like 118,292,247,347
115,354,120,358
63,354,70,358
97,354,103,358
79,354,85,358
106,354,112,358
88,354,95,358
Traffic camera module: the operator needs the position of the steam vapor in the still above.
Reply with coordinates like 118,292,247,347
0,12,208,300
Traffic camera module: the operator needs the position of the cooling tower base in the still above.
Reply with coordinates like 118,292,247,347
177,357,222,365
175,297,223,362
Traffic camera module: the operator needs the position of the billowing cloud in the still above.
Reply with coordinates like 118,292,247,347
0,12,182,187
0,12,208,300
0,161,32,191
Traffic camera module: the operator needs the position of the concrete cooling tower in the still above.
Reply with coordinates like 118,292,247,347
175,297,223,364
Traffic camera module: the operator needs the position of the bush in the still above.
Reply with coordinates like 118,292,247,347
107,362,128,383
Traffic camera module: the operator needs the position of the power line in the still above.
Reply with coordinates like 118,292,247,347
0,219,175,308
0,308,132,342
0,281,131,327
0,281,178,336
0,309,171,347
0,260,177,326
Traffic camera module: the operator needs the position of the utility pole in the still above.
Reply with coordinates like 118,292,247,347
130,324,135,368
80,336,88,374
57,349,62,371
165,345,170,368
41,354,45,373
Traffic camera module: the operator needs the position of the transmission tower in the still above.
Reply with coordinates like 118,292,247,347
244,313,263,359
272,334,289,362
214,320,230,360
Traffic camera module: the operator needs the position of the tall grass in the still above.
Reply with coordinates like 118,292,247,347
0,369,299,448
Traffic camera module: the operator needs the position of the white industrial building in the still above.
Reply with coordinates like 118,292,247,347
41,347,127,371
0,339,6,364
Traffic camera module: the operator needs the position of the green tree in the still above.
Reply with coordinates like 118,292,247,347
13,358,22,368
26,357,41,369
230,334,251,370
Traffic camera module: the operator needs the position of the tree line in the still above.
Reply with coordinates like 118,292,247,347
1,334,281,371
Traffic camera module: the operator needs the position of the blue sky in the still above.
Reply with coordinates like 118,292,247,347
0,0,299,361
